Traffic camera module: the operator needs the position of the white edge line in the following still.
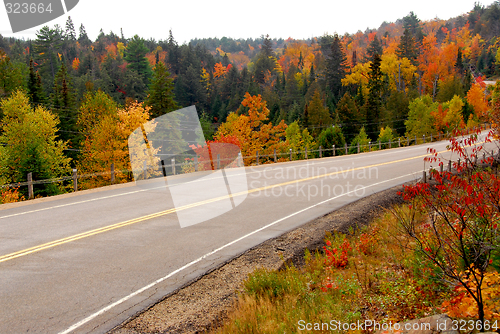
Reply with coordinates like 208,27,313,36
58,171,419,334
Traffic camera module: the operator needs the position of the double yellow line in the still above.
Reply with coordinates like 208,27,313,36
0,147,456,264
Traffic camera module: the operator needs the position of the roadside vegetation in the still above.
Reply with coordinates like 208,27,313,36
213,95,500,333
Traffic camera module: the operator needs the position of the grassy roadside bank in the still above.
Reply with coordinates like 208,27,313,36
212,206,454,333
212,163,500,334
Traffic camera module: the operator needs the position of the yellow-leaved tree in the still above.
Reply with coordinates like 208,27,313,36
77,91,151,188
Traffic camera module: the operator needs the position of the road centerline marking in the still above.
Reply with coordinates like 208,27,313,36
0,150,435,264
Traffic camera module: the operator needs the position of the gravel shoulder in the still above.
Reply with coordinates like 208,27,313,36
109,184,406,334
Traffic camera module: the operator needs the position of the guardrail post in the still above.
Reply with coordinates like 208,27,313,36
483,152,486,163
217,154,221,169
73,169,78,192
357,142,360,154
143,160,147,180
430,133,433,142
369,142,371,152
389,138,392,148
415,135,417,144
161,160,166,176
171,158,176,175
448,160,451,172
274,149,277,163
27,172,34,199
332,145,335,157
439,132,441,141
422,170,427,183
256,151,259,166
194,156,198,172
237,153,242,167
423,134,426,143
440,163,443,174
289,149,292,161
378,140,381,150
111,163,115,184
319,146,322,158
345,143,348,155
398,138,401,147
407,136,409,146
305,147,308,159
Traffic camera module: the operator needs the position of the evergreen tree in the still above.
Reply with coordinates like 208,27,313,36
124,35,153,87
403,11,424,41
365,54,383,139
65,16,76,41
307,90,333,137
254,34,277,85
396,29,418,65
146,61,178,118
336,92,363,142
308,64,316,84
285,64,301,108
52,62,75,110
366,35,383,61
27,58,46,105
325,34,348,102
385,90,409,136
317,126,346,156
77,24,91,47
34,26,63,89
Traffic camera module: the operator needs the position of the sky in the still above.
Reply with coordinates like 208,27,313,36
0,0,496,44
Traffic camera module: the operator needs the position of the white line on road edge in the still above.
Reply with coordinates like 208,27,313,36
58,171,420,334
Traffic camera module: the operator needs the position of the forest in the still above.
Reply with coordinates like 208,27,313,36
0,1,500,199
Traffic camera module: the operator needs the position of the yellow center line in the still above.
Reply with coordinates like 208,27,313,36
0,142,485,264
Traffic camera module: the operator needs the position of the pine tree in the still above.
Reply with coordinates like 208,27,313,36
65,16,76,41
146,61,178,118
125,35,153,87
396,29,418,65
325,34,348,101
27,58,46,106
307,90,333,137
34,26,63,86
78,24,91,47
366,35,383,61
365,54,383,138
336,92,363,141
52,62,75,110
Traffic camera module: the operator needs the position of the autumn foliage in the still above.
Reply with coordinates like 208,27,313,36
214,93,287,164
396,128,500,327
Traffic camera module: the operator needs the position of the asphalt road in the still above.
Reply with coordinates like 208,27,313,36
0,133,496,334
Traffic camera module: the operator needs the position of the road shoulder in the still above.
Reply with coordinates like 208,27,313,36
109,184,406,334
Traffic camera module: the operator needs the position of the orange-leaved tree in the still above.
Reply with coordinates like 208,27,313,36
214,93,287,165
467,84,490,122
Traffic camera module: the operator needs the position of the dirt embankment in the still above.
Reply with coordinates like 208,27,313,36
110,185,406,334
